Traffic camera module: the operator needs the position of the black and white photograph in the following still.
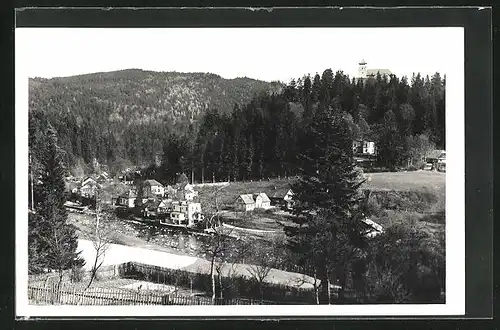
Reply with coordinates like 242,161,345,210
15,23,465,317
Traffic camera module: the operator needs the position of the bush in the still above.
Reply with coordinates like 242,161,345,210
122,262,315,303
364,222,445,303
70,265,85,283
369,189,439,213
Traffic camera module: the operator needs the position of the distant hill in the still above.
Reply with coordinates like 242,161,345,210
28,69,284,172
29,69,283,125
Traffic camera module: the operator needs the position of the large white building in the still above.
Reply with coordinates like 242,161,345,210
357,59,392,80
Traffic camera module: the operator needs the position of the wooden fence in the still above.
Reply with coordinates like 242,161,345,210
28,284,294,306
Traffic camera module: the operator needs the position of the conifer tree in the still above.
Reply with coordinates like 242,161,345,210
284,104,368,303
29,123,84,278
377,110,406,170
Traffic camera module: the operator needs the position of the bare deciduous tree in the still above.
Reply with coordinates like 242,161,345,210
246,236,282,302
83,190,116,290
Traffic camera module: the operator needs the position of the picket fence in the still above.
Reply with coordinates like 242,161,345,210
28,285,286,306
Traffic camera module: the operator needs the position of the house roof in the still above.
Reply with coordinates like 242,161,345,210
266,187,293,199
362,218,383,232
238,194,255,204
254,192,271,203
367,69,392,76
159,199,173,208
426,149,446,159
82,178,100,188
143,179,163,187
82,177,97,185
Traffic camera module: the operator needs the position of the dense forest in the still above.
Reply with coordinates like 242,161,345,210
29,69,283,175
152,69,445,184
29,68,445,181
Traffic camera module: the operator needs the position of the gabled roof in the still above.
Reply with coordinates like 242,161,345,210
238,194,255,204
159,199,173,208
82,177,97,185
426,149,446,159
361,218,383,233
266,187,293,199
143,179,163,187
254,192,271,203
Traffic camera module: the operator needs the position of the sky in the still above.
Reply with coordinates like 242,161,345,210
16,27,462,83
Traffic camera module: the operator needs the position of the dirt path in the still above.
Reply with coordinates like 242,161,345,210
222,223,277,234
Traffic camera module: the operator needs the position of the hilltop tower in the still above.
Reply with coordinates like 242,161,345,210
358,59,367,79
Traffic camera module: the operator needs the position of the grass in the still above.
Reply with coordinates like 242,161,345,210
196,179,293,211
196,171,446,234
362,171,445,192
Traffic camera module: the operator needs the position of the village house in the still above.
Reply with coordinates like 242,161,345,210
142,179,165,198
424,150,446,171
361,218,384,238
352,140,376,156
168,211,186,225
142,199,161,218
116,190,137,208
158,198,173,214
175,182,199,201
253,192,271,209
164,185,178,199
235,194,256,212
94,171,110,184
80,177,100,198
157,200,203,227
267,188,294,210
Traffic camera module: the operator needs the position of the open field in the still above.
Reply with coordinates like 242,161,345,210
362,171,445,192
197,171,445,207
195,171,445,235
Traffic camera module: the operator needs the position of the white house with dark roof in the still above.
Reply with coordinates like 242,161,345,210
116,190,137,208
235,194,255,212
143,179,165,197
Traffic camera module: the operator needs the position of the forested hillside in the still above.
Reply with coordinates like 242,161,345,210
29,68,445,180
152,69,445,184
29,69,283,174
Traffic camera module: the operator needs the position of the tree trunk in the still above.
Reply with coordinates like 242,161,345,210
211,272,216,305
314,268,319,305
327,277,331,305
210,255,216,304
219,274,223,299
319,268,329,304
202,168,204,184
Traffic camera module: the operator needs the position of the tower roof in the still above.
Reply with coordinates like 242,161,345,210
359,59,367,65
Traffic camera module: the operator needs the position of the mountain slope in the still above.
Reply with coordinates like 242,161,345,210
28,69,283,172
30,69,283,125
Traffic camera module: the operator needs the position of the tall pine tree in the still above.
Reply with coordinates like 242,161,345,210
284,104,369,303
29,123,84,277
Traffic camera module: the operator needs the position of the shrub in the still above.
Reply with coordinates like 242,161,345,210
123,262,315,303
70,265,85,283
